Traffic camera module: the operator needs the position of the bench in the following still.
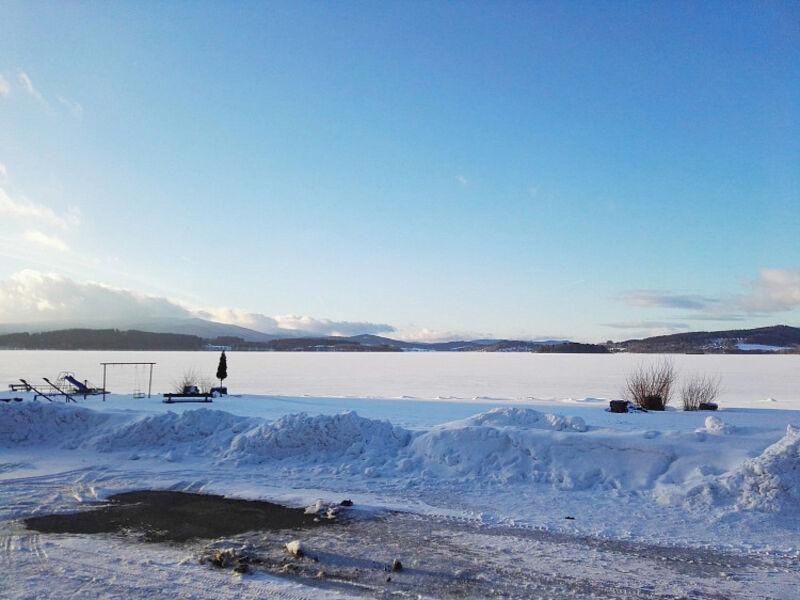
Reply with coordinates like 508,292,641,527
162,393,213,404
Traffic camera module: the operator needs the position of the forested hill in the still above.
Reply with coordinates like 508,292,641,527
619,325,800,353
0,329,205,350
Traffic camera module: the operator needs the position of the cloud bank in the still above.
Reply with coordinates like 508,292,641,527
738,269,800,313
618,291,717,311
195,306,393,337
619,269,800,319
0,271,190,324
22,230,69,252
0,187,79,230
0,271,394,338
0,165,81,260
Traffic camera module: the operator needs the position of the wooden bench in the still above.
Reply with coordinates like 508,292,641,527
162,393,213,404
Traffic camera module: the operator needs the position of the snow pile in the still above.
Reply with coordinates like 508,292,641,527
696,416,735,436
453,407,587,432
92,409,252,457
221,411,412,467
685,424,800,513
304,499,340,519
4,402,797,511
406,407,672,489
0,402,110,448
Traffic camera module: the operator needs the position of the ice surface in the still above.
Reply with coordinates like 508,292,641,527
2,350,798,407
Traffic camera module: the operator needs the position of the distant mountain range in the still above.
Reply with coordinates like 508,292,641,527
0,322,796,353
0,318,283,343
0,327,605,353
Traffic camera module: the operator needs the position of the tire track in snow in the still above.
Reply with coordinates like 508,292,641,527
0,528,343,600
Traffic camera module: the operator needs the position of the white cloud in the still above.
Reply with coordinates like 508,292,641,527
9,71,80,117
57,96,84,120
393,327,486,343
604,321,690,340
272,315,393,337
22,230,69,252
0,186,79,230
738,269,800,313
605,321,690,330
395,328,456,343
619,269,800,319
194,307,280,332
0,271,395,337
0,163,7,181
0,271,190,325
196,307,393,337
18,71,46,106
618,290,716,310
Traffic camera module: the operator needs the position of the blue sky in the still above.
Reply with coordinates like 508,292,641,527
0,1,798,341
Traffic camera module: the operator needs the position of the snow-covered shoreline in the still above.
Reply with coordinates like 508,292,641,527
2,394,798,541
2,390,799,599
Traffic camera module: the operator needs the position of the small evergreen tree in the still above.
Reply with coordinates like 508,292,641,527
216,351,228,388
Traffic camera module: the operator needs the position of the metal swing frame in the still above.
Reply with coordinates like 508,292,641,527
100,362,156,401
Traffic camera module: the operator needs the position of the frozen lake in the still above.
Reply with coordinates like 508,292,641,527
1,350,797,407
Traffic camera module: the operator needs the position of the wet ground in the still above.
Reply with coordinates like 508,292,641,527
200,510,797,599
16,491,798,599
24,490,332,542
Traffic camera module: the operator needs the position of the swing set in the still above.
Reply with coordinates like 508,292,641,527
100,362,155,401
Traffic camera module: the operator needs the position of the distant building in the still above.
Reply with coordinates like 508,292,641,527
204,344,232,351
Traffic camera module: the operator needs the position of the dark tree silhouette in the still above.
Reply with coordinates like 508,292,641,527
216,351,228,387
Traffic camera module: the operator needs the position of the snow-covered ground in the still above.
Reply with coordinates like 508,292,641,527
1,353,799,598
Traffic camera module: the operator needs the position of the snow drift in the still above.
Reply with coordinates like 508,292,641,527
1,402,797,513
408,407,672,489
92,409,252,457
684,424,800,513
221,411,411,465
0,402,110,448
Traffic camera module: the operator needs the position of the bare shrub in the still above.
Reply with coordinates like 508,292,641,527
681,374,720,411
173,369,201,394
623,359,676,411
198,377,214,394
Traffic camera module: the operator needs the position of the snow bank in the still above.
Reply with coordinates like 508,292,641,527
222,411,412,467
0,402,110,448
451,407,587,432
4,402,797,513
684,424,800,513
92,409,252,457
408,408,671,489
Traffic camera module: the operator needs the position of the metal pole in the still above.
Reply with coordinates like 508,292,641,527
148,364,153,398
102,364,107,402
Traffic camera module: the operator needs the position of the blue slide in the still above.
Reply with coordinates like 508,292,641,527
65,375,90,392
